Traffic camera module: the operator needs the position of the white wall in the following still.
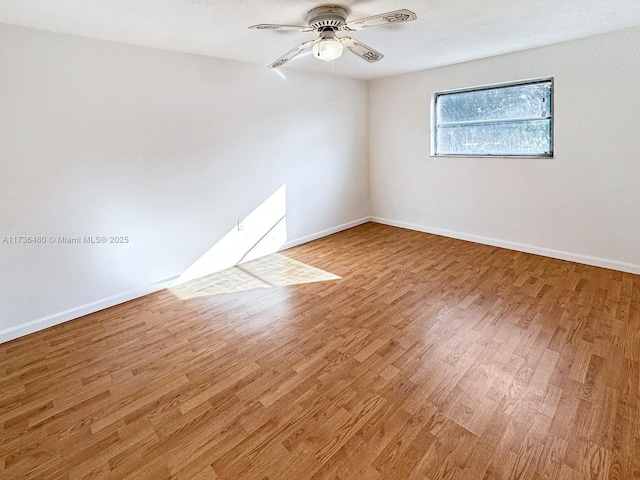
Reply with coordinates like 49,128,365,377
0,25,369,341
3,24,640,343
369,27,640,274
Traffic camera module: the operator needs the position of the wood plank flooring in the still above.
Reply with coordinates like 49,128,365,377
1,222,639,479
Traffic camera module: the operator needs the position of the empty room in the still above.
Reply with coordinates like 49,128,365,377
1,0,640,478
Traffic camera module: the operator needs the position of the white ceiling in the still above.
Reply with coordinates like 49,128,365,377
2,0,640,80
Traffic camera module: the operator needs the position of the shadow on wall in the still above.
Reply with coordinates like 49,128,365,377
169,184,340,299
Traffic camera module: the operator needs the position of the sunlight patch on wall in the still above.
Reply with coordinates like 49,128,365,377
173,185,287,285
271,68,288,81
169,184,341,300
170,253,341,299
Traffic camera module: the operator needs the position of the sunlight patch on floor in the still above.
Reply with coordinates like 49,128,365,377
170,253,341,299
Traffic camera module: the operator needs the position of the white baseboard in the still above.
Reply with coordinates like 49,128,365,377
281,217,370,250
0,275,180,345
0,217,371,345
6,215,635,345
371,216,640,275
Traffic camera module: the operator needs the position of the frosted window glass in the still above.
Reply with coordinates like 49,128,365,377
432,79,553,157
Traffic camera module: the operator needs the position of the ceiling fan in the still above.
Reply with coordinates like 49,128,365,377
249,5,417,68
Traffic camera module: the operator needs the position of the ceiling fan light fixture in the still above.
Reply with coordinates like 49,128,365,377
313,37,344,61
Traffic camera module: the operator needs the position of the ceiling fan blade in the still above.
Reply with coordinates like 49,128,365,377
343,9,417,30
249,24,314,32
341,37,384,63
268,38,320,69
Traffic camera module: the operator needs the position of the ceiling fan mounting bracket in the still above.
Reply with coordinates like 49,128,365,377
306,5,348,31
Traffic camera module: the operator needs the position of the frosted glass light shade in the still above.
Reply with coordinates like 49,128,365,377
313,38,344,61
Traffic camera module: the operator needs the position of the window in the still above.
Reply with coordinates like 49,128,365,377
431,78,553,157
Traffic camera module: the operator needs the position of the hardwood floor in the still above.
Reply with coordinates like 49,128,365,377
1,222,639,479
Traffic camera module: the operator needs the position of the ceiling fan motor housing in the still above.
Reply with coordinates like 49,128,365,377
307,5,348,31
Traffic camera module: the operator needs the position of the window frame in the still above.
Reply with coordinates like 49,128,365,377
430,77,554,159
